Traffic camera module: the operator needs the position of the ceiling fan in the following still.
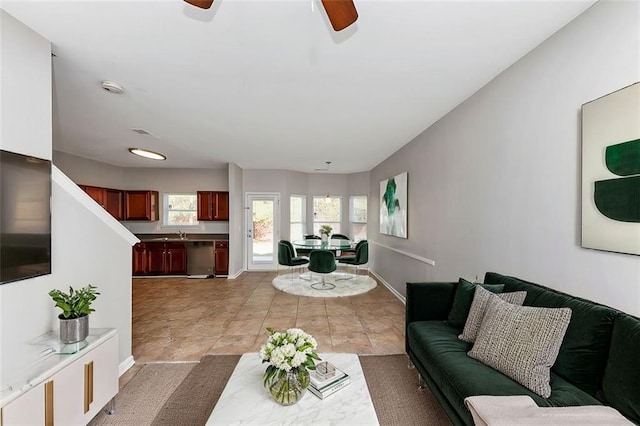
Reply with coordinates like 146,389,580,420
184,0,358,32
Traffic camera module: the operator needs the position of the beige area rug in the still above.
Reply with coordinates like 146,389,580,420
88,362,197,426
272,273,377,297
90,354,450,426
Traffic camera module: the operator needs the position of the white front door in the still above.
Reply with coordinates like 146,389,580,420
246,193,280,271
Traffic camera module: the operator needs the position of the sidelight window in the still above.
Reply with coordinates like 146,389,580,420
290,195,306,241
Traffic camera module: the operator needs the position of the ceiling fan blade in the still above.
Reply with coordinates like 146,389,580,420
321,0,358,32
184,0,214,9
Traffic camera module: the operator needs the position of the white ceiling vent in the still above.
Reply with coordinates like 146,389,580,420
101,80,124,94
131,128,151,135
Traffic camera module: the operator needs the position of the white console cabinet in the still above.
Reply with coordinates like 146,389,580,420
0,329,118,426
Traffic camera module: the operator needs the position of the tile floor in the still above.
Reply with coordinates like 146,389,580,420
131,271,406,364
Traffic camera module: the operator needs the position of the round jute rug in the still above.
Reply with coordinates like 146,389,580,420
272,273,377,297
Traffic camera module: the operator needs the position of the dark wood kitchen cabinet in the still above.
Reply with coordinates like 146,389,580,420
79,185,124,220
81,185,105,206
144,242,187,275
104,188,124,220
215,240,229,276
146,242,166,275
165,243,187,274
132,242,148,275
125,190,159,221
197,191,229,221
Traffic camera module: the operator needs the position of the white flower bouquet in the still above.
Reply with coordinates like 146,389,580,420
259,327,320,405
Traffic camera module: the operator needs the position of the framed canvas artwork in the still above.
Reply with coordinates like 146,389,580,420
581,82,640,255
380,172,407,238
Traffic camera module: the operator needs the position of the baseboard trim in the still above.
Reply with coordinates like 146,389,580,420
119,355,135,377
226,269,245,279
370,269,406,304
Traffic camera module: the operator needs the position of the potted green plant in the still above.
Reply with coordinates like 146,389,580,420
319,225,333,242
48,284,99,343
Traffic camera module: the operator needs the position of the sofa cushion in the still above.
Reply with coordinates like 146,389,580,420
459,286,527,343
468,297,572,398
407,321,603,424
600,313,640,423
484,272,617,396
446,278,504,329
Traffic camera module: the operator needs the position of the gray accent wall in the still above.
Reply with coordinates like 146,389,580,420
242,169,370,241
369,0,640,316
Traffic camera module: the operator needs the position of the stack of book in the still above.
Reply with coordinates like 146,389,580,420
308,362,350,399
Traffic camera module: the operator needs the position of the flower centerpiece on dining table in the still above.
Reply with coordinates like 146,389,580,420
319,225,332,242
259,327,320,405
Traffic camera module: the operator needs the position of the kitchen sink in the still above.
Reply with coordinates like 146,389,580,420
150,237,188,241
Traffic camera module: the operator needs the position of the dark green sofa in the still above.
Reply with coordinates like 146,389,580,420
406,272,640,425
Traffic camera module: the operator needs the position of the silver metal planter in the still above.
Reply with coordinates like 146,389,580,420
59,315,89,343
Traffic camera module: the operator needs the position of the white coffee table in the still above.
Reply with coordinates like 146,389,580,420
206,353,379,425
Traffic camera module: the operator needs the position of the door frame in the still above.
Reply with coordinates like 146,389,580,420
245,192,280,271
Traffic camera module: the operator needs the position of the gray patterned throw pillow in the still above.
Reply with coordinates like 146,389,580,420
468,296,572,398
459,286,527,343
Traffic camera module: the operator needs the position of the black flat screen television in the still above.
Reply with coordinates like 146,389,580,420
0,149,52,284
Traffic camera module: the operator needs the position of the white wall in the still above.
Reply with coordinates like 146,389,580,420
53,150,124,189
0,11,135,381
228,163,244,277
369,0,640,315
0,9,54,383
51,169,136,371
0,10,51,161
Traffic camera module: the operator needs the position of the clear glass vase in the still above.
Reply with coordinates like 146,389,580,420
264,367,310,405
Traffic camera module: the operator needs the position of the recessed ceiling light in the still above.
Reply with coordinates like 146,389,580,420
128,148,166,161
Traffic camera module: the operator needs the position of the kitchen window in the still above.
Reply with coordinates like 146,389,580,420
163,193,199,226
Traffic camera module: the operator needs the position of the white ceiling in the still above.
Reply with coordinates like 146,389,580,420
2,0,595,173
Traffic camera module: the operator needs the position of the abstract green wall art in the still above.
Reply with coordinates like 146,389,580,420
582,82,640,255
380,172,407,238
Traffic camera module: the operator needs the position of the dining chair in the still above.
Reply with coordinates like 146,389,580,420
308,250,336,290
331,234,350,240
277,240,309,280
336,240,368,279
329,233,350,256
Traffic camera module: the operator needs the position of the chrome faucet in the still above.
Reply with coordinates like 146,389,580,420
177,230,186,240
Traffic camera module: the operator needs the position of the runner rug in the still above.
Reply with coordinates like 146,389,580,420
90,354,450,426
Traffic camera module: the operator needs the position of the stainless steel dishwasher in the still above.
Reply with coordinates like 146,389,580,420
187,241,215,277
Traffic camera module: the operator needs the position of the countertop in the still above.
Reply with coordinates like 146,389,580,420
136,233,228,243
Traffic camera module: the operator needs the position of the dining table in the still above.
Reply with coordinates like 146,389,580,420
292,239,354,251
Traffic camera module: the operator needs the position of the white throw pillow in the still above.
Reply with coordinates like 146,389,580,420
459,286,527,343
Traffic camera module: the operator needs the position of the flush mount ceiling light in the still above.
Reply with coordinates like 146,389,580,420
101,80,124,94
128,148,166,161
